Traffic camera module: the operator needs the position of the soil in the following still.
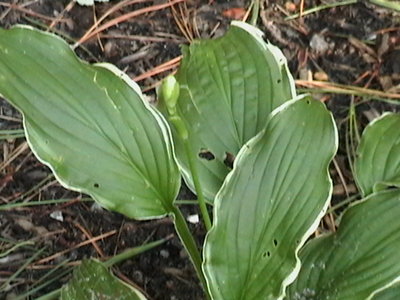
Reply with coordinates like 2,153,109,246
0,1,399,299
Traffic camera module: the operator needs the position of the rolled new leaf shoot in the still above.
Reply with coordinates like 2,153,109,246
161,75,180,116
160,76,189,141
0,26,180,220
162,21,296,201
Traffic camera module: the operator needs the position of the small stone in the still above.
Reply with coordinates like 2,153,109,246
90,202,103,212
187,214,199,224
160,249,170,258
299,68,312,81
132,270,144,284
166,280,174,289
314,71,329,81
310,34,329,53
285,1,297,12
104,41,117,57
50,210,63,222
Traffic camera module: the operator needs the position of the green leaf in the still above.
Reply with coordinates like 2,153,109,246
160,21,296,201
61,259,146,300
203,95,337,299
0,26,180,219
372,282,400,300
354,113,400,197
286,189,400,300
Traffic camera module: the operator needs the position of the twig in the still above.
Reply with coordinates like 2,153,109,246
34,230,117,265
0,2,67,22
48,1,75,30
296,80,400,101
99,33,185,43
74,222,105,257
76,0,185,46
78,0,150,44
0,142,29,172
133,56,181,82
285,0,358,20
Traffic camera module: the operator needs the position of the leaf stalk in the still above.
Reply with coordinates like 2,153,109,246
172,206,211,299
161,75,212,231
181,137,212,231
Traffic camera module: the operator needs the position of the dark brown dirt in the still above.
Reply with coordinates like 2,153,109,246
0,1,399,299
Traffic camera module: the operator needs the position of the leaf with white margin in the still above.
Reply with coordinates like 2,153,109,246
0,26,180,219
354,113,400,197
61,259,147,300
203,95,337,299
159,21,296,201
372,282,400,300
286,189,400,300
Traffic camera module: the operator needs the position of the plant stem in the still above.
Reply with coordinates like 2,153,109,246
285,0,357,20
175,199,198,205
182,140,212,231
250,0,260,26
104,236,172,267
172,206,211,300
162,77,212,231
327,193,360,214
34,289,61,300
169,114,212,231
0,197,93,210
1,247,45,291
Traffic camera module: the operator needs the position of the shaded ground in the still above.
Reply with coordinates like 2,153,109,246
0,0,399,299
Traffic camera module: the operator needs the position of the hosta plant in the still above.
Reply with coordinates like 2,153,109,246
0,21,400,299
